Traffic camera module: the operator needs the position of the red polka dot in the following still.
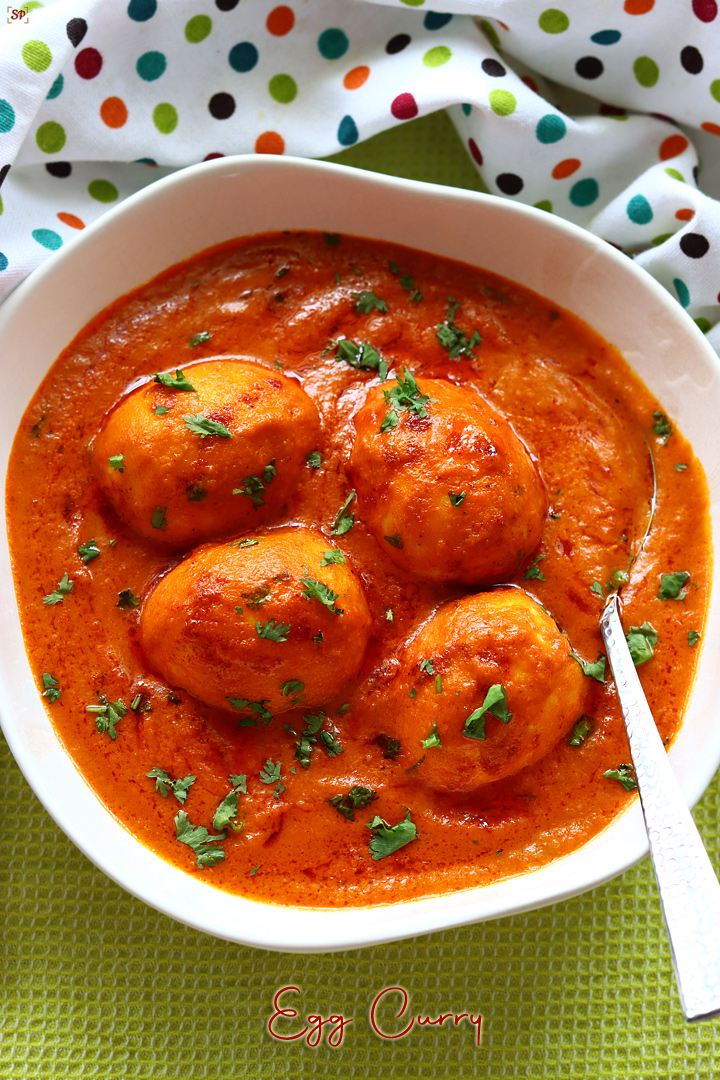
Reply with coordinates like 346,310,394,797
57,212,84,229
391,92,418,121
659,134,689,160
266,6,294,35
624,0,654,12
693,0,717,20
344,66,370,90
468,138,483,166
255,131,285,154
203,152,224,160
676,208,695,221
552,158,581,179
75,47,102,79
522,75,539,94
100,97,127,128
701,122,720,135
497,20,509,30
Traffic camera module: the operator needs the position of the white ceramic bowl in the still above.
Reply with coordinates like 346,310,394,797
1,156,719,953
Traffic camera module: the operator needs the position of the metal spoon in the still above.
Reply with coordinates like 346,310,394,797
601,594,720,1021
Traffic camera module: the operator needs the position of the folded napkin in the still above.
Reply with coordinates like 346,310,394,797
1,0,719,351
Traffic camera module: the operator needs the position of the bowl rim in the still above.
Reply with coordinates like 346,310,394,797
2,154,719,953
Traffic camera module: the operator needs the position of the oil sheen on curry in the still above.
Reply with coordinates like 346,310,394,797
6,232,710,908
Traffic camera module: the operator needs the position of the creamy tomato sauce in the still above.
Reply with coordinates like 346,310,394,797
6,232,710,907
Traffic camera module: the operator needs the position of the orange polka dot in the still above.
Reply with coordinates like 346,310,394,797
100,96,128,129
522,75,539,94
676,208,695,221
255,131,285,155
552,158,581,180
266,5,294,35
57,212,85,230
624,0,654,12
659,134,689,160
344,65,370,91
497,20,509,30
701,122,720,136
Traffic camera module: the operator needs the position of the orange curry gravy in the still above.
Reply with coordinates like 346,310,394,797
6,232,711,907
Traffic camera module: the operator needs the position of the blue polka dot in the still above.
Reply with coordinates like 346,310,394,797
424,12,453,29
46,75,63,101
569,178,599,207
536,114,566,144
32,228,63,251
626,193,653,225
136,51,166,81
229,41,258,73
673,277,690,308
0,100,15,132
338,114,358,146
590,30,621,45
127,0,156,21
0,252,7,272
318,28,349,60
461,103,472,116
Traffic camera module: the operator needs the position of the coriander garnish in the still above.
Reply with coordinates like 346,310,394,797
183,414,232,439
523,554,546,581
42,572,73,606
328,785,378,821
174,810,225,868
151,507,168,531
604,764,637,791
154,369,195,391
567,716,592,746
367,809,417,860
256,618,290,642
146,767,196,803
188,331,212,348
379,368,435,433
77,539,100,564
659,571,690,600
117,589,141,609
300,575,344,615
626,623,658,666
464,684,512,740
352,290,388,315
571,654,607,683
331,490,356,536
436,297,482,359
86,695,128,740
108,454,124,472
41,673,61,704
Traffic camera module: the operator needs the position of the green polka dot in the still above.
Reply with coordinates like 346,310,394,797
480,19,500,50
665,167,685,182
423,45,452,67
269,74,297,104
23,2,44,11
35,121,66,154
0,194,3,216
22,39,52,73
153,103,178,134
569,178,599,207
651,233,674,246
88,179,119,203
710,79,720,104
538,9,569,33
673,277,690,308
694,317,712,334
633,56,659,88
489,89,517,116
400,0,425,6
627,194,653,225
534,200,553,213
185,14,211,43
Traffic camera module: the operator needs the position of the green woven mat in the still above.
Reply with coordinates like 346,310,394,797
3,111,720,1079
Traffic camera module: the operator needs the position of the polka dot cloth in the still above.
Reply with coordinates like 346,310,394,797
1,0,720,349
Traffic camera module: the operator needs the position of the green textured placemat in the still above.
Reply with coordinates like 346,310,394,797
3,111,720,1080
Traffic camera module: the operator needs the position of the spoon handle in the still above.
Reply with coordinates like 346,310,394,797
601,595,720,1021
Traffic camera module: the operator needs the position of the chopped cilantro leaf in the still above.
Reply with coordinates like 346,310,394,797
385,608,394,623
87,695,128,740
419,658,435,675
352,290,388,315
523,554,546,581
422,721,442,749
338,703,350,715
604,764,637,792
571,653,607,683
568,716,592,746
435,674,442,694
367,809,417,860
377,734,400,759
250,865,260,875
464,684,512,740
652,410,672,443
408,687,416,699
306,451,322,468
331,490,356,536
146,767,196,803
312,632,324,644
384,533,403,549
280,680,304,706
154,369,195,391
228,538,259,548
183,414,232,439
659,571,690,600
263,459,277,485
300,574,343,615
322,549,346,566
186,485,207,502
276,266,290,279
380,369,434,435
151,507,168,531
675,462,688,472
379,409,399,433
323,232,341,246
212,790,241,831
226,697,273,725
241,586,271,609
259,759,282,785
590,581,604,599
229,773,247,794
77,539,100,564
328,785,378,821
188,332,212,348
108,454,124,472
436,297,482,360
154,405,168,416
329,338,386,378
399,273,415,290
41,672,61,704
389,261,399,275
42,572,73,606
174,810,225,868
689,630,701,647
117,589,141,609
626,623,658,666
320,729,343,757
256,618,290,642
448,491,466,507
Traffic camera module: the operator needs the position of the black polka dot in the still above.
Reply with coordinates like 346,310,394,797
0,164,9,188
680,233,710,258
45,161,72,178
482,58,506,77
66,17,87,47
215,0,240,8
650,112,679,126
496,173,523,196
209,92,235,120
600,103,626,116
680,45,703,73
386,33,411,54
575,56,604,79
693,165,700,185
